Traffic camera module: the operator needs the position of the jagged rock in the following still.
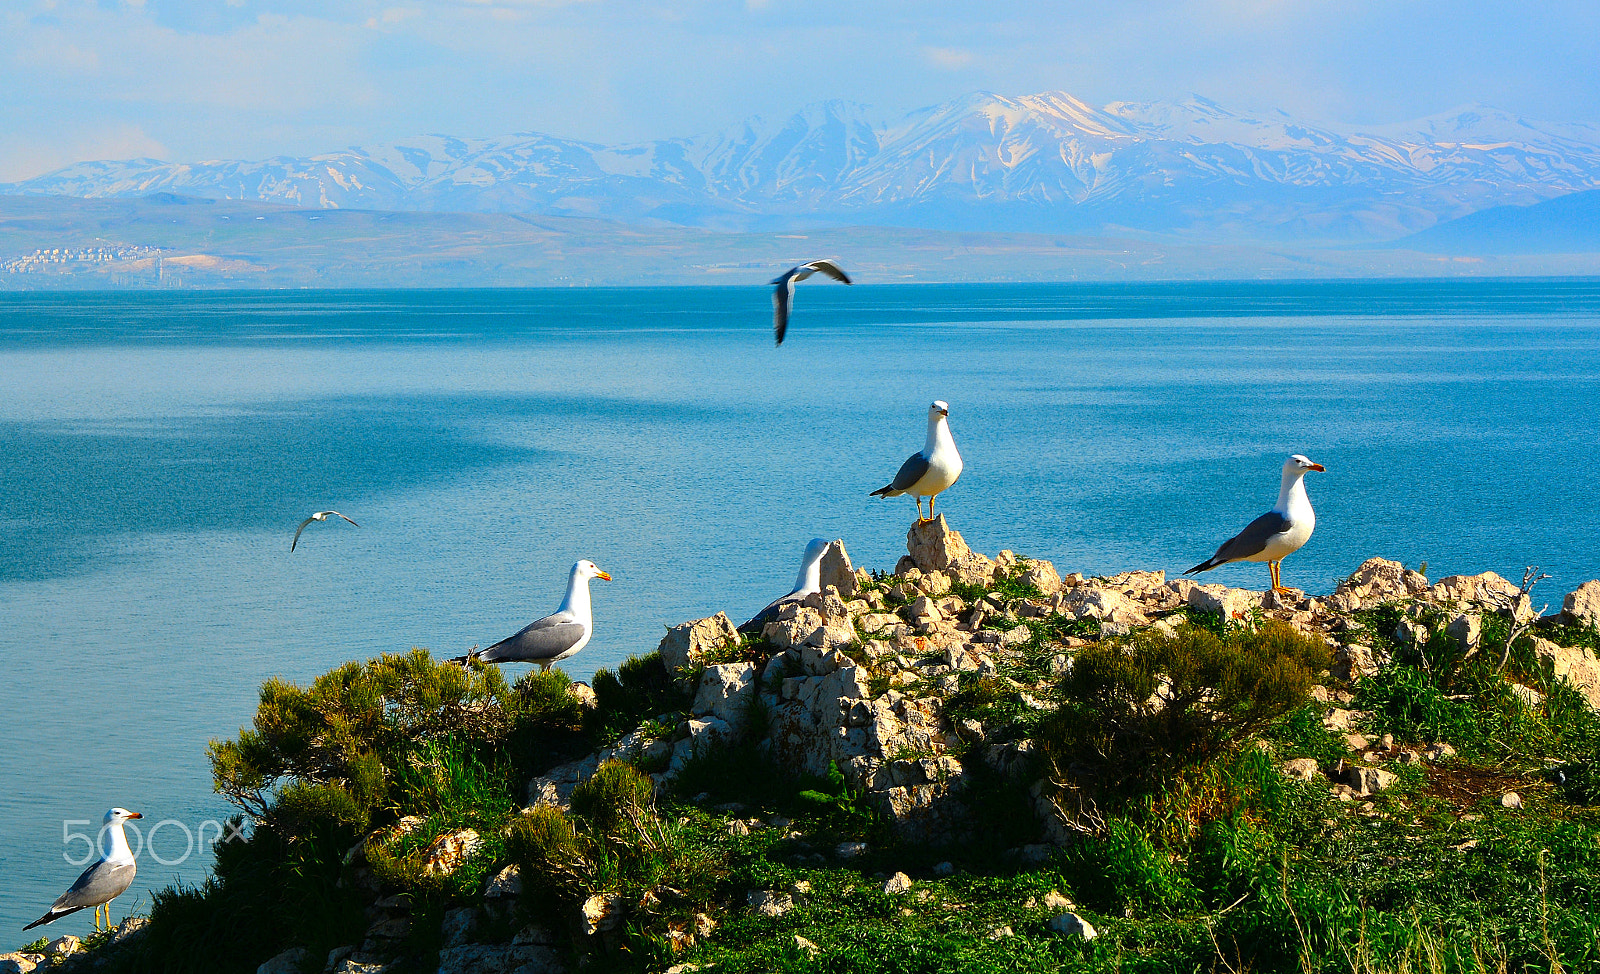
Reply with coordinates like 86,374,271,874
582,893,623,935
1335,557,1430,608
526,753,600,808
323,946,356,972
566,682,598,709
763,607,827,651
436,945,565,974
1428,572,1532,621
484,864,522,898
882,872,913,894
1533,637,1600,709
330,955,390,974
658,612,740,674
1057,587,1148,627
441,907,480,947
1186,584,1261,619
819,540,859,599
1018,560,1064,596
669,716,738,771
0,954,40,974
1102,570,1167,599
1511,684,1545,708
44,936,81,959
1446,612,1482,653
747,890,794,917
905,516,996,586
1424,742,1457,763
257,949,311,974
601,727,674,767
693,662,757,723
1049,912,1098,939
1342,766,1397,795
1565,580,1600,629
423,829,482,877
1041,890,1074,911
1281,758,1320,781
1333,643,1380,682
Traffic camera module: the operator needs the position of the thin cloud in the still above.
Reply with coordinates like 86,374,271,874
922,46,973,70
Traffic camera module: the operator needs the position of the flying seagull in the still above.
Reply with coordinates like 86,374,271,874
740,537,830,634
770,259,852,345
290,510,359,551
26,807,142,933
870,400,964,522
1185,454,1326,593
455,560,612,671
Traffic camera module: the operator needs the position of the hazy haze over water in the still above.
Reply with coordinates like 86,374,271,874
2,281,1599,937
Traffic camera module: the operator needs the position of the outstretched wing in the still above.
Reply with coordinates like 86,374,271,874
771,271,796,345
801,259,852,285
330,511,359,527
290,516,316,552
479,611,587,664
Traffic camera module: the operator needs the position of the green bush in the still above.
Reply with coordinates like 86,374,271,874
589,652,691,744
1040,620,1330,803
571,759,656,837
505,805,589,914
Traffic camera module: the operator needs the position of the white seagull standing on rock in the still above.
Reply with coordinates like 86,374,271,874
1185,454,1326,593
456,560,612,671
770,259,852,345
740,537,830,634
26,807,142,933
871,401,963,522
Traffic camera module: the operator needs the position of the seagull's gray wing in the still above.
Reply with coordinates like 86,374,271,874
1185,510,1292,574
331,512,359,527
24,860,137,930
739,589,804,634
478,611,587,664
802,259,852,285
770,270,797,345
290,516,317,552
871,452,931,497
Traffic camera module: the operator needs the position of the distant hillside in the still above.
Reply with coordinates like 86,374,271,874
1396,189,1600,255
6,92,1600,245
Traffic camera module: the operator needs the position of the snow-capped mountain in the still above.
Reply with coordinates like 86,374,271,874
8,92,1600,242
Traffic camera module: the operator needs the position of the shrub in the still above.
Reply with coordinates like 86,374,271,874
1039,620,1330,803
505,805,589,914
570,759,656,837
588,652,691,744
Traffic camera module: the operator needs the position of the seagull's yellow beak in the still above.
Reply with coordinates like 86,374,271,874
596,570,613,581
1308,463,1326,472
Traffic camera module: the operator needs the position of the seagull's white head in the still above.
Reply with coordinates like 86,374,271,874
573,560,613,582
1285,454,1326,474
802,538,830,564
929,400,950,419
104,808,142,824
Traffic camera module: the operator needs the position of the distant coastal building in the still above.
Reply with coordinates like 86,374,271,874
1,245,162,273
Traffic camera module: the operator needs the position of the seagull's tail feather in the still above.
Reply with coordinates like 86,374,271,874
448,645,482,666
25,906,84,930
869,484,899,498
1183,558,1220,576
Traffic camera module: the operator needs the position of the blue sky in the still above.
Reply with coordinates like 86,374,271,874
3,0,1597,182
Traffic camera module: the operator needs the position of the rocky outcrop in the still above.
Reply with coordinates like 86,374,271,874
658,613,739,674
1565,580,1600,629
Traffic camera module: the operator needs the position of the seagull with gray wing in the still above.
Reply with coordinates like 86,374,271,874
26,807,142,933
771,258,852,345
1185,454,1325,593
290,510,359,551
870,400,963,522
740,537,830,634
455,560,612,671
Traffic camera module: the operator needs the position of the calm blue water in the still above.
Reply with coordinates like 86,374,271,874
3,280,1600,939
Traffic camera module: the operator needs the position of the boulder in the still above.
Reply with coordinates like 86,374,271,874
882,872,913,894
1501,792,1523,809
44,937,80,959
1333,643,1380,682
762,607,826,651
1342,766,1397,796
1446,613,1482,653
1564,580,1600,629
0,954,40,974
1334,557,1430,608
436,945,565,974
526,753,599,808
423,829,482,877
818,540,859,599
1533,637,1600,709
1281,757,1320,782
566,682,598,710
441,907,480,947
904,516,996,586
1428,572,1532,620
1048,912,1098,939
658,613,740,674
693,662,757,723
582,893,623,935
1018,560,1064,596
484,864,522,898
1057,587,1148,628
747,890,794,917
1185,584,1261,620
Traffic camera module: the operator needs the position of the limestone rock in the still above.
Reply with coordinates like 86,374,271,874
582,893,623,935
762,607,826,651
1446,612,1482,653
1533,637,1600,709
436,945,565,974
484,864,522,898
904,516,996,586
423,829,482,877
526,753,599,808
1429,572,1532,620
1335,557,1430,608
1186,583,1261,620
1281,757,1320,781
658,613,739,674
693,662,757,723
882,871,914,894
1018,560,1064,596
1042,890,1074,911
44,936,81,959
566,682,598,710
1057,587,1148,628
747,890,794,917
1333,643,1380,682
1565,580,1600,629
1424,742,1457,763
441,907,480,947
1501,791,1523,809
819,540,859,599
1342,766,1397,795
0,954,39,974
1049,912,1098,939
258,950,311,974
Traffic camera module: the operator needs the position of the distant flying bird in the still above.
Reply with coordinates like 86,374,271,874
870,400,964,522
455,560,612,671
1185,454,1326,593
771,259,852,345
290,510,359,551
26,807,142,933
741,537,830,634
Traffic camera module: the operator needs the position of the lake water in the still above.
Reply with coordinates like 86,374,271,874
2,280,1599,938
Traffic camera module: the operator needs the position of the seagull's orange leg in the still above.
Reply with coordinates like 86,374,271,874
928,494,937,521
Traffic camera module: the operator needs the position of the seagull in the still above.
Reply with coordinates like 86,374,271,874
740,538,830,634
770,259,852,345
870,400,963,522
1185,454,1326,593
25,807,142,933
455,560,612,671
290,510,359,551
